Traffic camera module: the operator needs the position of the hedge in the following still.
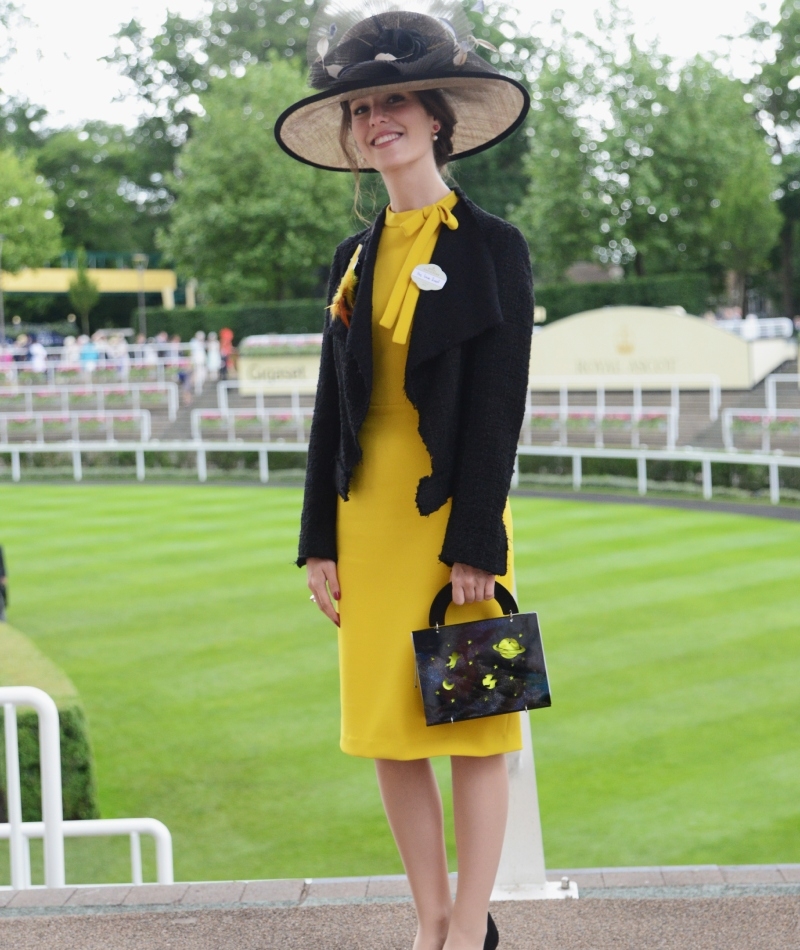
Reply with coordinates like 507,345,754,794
535,273,713,323
142,299,326,343
0,623,99,822
142,273,712,340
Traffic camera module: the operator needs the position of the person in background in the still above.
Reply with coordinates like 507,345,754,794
190,330,207,393
61,335,80,369
155,330,170,359
206,331,222,382
78,335,98,378
28,335,48,376
0,545,7,623
219,327,234,381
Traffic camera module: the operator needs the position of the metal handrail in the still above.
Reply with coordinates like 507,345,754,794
528,374,722,421
0,409,151,443
0,382,178,421
722,407,800,453
191,406,312,442
1,687,65,889
523,404,679,450
765,373,800,415
0,686,174,889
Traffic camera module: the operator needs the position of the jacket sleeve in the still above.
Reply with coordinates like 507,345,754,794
296,243,349,567
439,226,534,576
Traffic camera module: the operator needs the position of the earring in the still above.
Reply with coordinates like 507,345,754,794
433,133,439,141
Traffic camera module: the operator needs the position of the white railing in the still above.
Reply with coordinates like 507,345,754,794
0,383,178,422
0,410,151,444
216,380,305,413
0,357,191,387
0,818,173,889
714,317,795,340
523,405,678,450
1,687,64,889
0,686,173,890
722,408,800,453
529,375,722,422
191,407,312,443
765,374,800,414
2,440,799,505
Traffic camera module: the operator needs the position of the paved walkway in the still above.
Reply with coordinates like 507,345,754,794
1,866,798,949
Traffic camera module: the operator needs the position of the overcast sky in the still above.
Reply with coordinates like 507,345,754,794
0,0,783,130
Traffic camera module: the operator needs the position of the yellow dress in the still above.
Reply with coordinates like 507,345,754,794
336,191,523,760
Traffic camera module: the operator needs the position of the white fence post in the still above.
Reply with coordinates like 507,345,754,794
130,832,143,886
0,687,65,889
572,453,582,491
72,450,82,482
702,459,713,500
136,449,146,482
494,712,577,900
259,449,269,484
637,457,647,496
3,703,26,889
769,463,780,505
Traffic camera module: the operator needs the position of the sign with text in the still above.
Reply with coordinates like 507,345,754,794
238,355,320,395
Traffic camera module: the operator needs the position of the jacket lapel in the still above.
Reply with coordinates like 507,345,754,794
344,209,385,395
406,190,504,373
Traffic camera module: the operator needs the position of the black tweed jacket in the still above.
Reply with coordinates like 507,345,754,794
297,188,534,576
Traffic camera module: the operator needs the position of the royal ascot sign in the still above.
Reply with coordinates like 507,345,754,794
529,306,797,390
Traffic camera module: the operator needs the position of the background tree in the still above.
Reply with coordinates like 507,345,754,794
68,248,100,334
0,148,62,270
749,0,800,316
104,2,540,220
35,121,171,255
513,8,782,293
708,147,782,315
159,59,352,302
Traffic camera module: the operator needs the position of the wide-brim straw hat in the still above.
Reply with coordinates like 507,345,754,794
275,0,530,172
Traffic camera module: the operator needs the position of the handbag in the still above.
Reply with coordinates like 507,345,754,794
412,582,551,727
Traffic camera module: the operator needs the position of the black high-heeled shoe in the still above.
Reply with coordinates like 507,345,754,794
484,912,499,950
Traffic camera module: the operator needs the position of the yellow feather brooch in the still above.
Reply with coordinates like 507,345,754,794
328,244,362,328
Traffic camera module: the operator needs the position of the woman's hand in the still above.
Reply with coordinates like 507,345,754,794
451,562,495,606
306,558,341,627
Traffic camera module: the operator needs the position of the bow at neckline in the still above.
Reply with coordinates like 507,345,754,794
379,191,459,345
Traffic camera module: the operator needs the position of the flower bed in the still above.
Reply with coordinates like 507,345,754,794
602,413,633,430
0,395,25,410
528,412,559,429
139,388,166,407
104,389,131,408
566,413,596,430
637,413,668,431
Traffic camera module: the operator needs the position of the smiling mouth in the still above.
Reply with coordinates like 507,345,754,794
371,132,402,148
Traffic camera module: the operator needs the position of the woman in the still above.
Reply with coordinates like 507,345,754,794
277,5,533,949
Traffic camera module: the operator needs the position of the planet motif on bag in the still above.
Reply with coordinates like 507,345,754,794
492,638,525,660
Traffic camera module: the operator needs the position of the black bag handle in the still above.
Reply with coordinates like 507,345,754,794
428,581,519,628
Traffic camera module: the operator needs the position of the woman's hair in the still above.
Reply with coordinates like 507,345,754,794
339,89,457,220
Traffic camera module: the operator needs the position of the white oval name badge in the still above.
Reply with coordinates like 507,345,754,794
411,263,448,292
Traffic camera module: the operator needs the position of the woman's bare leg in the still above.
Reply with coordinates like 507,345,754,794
443,754,509,950
375,758,452,950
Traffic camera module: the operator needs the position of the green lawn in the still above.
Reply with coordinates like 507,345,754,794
0,485,798,885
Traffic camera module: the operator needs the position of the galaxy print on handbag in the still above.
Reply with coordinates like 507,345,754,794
412,586,551,727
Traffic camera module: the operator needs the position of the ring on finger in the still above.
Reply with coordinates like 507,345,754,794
310,594,316,603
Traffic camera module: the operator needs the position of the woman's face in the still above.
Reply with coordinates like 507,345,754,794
348,90,437,173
